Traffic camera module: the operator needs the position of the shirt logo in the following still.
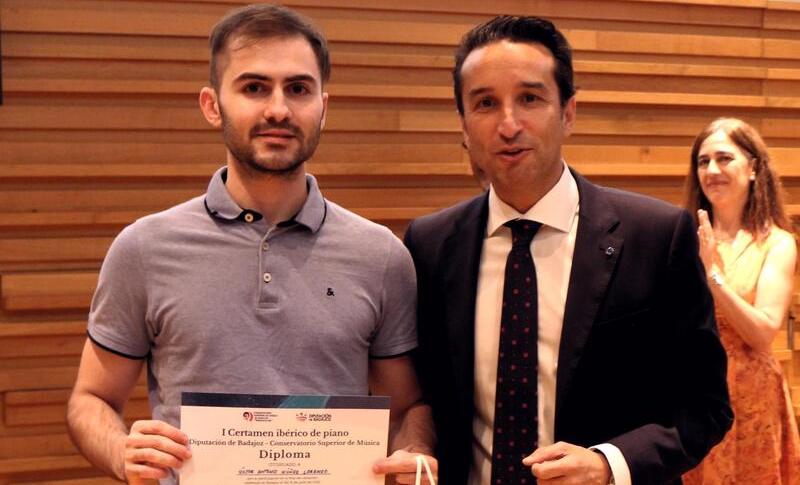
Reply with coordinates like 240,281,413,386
326,287,335,296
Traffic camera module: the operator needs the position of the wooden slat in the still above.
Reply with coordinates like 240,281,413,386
9,31,798,87
764,5,800,28
2,142,798,171
5,387,148,427
9,77,800,110
0,239,113,264
6,159,800,184
1,273,97,312
0,2,783,59
0,321,86,338
0,211,148,232
0,434,79,462
630,0,765,7
0,334,86,360
0,142,460,165
0,367,78,393
0,455,91,475
2,273,97,297
4,105,800,138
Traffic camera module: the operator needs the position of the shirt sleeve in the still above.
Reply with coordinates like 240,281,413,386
87,223,151,359
592,443,632,485
369,233,418,358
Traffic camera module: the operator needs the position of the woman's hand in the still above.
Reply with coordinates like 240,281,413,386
697,209,723,276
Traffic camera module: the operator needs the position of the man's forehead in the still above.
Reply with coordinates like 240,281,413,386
224,34,312,59
461,40,555,78
217,34,321,82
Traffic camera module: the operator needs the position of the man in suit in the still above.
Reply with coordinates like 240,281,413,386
403,16,732,485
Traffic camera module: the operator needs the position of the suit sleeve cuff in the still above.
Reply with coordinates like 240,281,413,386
590,443,631,485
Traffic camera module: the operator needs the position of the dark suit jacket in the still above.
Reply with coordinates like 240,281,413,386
403,170,733,485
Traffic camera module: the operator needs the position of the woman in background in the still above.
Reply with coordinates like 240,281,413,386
683,117,800,484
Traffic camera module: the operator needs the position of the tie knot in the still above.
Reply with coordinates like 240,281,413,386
505,219,541,248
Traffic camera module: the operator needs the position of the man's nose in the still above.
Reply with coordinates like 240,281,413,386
497,106,522,141
264,91,291,123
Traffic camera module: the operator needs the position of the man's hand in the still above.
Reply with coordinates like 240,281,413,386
123,419,192,482
523,441,611,485
373,448,438,484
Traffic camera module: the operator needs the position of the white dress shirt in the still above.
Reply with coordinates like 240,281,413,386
469,163,631,485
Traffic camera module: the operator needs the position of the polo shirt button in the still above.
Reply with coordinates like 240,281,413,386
262,242,270,251
244,213,254,223
263,272,272,283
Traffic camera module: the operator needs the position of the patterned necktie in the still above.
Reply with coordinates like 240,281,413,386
491,219,541,485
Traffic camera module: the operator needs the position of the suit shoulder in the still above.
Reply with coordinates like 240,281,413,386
596,185,686,223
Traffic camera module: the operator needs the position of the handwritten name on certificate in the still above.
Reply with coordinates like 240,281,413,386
180,393,389,485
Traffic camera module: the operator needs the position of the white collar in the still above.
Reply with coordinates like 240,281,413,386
486,161,579,237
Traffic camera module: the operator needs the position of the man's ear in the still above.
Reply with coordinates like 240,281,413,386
319,91,329,130
561,95,577,137
460,113,470,150
199,87,222,128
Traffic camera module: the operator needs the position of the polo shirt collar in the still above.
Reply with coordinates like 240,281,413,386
204,166,327,232
486,160,578,237
292,173,326,233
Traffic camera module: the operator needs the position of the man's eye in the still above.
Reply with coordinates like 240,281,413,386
476,98,494,110
288,83,310,95
244,83,264,94
522,93,538,103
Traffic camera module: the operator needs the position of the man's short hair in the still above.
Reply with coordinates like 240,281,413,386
208,4,331,89
453,15,575,115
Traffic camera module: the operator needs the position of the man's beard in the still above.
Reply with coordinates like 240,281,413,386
220,107,322,178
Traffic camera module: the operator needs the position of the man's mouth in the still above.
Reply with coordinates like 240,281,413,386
496,147,530,160
255,129,295,138
252,123,299,141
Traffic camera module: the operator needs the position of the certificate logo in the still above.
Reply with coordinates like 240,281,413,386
296,412,308,422
255,411,277,422
242,411,254,421
308,413,333,422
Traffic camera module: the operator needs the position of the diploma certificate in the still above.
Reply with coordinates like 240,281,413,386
180,393,389,485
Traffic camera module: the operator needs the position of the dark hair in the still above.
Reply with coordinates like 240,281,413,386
452,15,575,115
208,4,330,89
684,117,791,240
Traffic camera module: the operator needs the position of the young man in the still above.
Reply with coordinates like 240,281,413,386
66,5,435,483
404,16,732,485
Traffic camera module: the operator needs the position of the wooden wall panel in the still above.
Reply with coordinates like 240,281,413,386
1,0,800,482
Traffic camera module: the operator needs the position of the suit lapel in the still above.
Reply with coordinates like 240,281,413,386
440,194,489,403
555,172,623,435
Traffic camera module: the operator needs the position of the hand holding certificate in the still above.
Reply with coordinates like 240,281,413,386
180,393,391,484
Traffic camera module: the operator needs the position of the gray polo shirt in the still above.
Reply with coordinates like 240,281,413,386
88,167,418,429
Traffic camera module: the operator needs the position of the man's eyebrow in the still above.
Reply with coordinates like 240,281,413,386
232,73,317,84
285,74,317,84
233,72,272,83
520,81,546,90
467,86,492,98
467,81,547,97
